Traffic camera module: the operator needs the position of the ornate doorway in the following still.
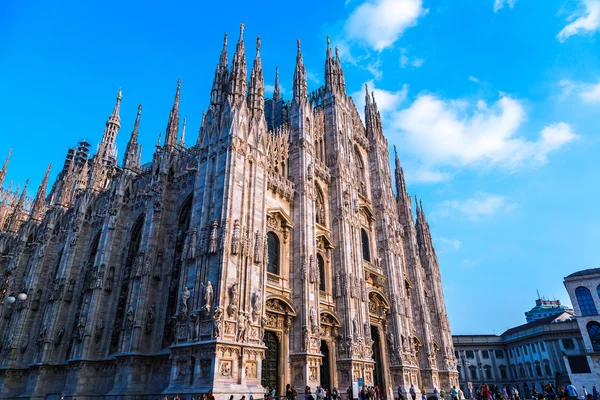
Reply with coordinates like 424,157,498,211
262,331,280,388
320,340,331,390
371,326,384,389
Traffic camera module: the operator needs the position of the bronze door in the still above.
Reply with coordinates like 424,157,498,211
262,331,279,388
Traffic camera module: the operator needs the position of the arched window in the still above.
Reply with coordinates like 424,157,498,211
499,365,508,379
267,232,280,275
587,321,600,351
484,365,492,380
355,148,367,195
318,254,325,292
576,287,597,316
361,229,371,262
535,361,542,376
469,365,477,380
543,360,552,376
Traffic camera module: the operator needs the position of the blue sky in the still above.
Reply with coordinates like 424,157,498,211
1,0,600,334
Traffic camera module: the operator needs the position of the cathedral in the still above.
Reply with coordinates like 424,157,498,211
0,24,458,400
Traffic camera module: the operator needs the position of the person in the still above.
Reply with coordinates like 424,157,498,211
317,386,326,400
452,387,459,400
230,396,235,400
547,383,556,400
241,397,246,400
174,394,181,400
332,388,339,400
207,391,215,400
593,387,598,400
272,387,277,399
458,388,465,400
399,386,404,400
584,388,589,398
532,387,539,399
434,388,439,399
250,396,254,400
163,396,169,400
307,387,315,400
511,387,519,400
502,387,508,399
375,386,381,400
481,384,490,400
421,387,426,400
566,382,578,400
410,386,417,400
348,386,353,400
287,384,295,400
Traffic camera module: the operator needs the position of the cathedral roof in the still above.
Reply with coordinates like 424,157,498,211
565,268,600,280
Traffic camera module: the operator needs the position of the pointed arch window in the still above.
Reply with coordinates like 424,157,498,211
355,147,367,196
267,232,280,275
576,286,597,316
317,254,326,292
361,228,371,262
587,321,600,351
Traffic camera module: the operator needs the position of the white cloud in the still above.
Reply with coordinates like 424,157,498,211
560,79,600,103
437,237,462,251
436,192,519,221
367,57,383,80
264,84,286,96
405,167,451,183
306,70,321,85
392,93,578,171
494,0,516,12
400,48,425,69
557,0,600,42
468,76,480,83
344,0,428,51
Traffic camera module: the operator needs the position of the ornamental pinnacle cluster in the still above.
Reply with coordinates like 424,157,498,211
0,25,458,399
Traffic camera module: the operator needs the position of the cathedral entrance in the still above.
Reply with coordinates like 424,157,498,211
371,326,384,389
320,340,331,390
262,331,280,388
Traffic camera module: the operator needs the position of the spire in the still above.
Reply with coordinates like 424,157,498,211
247,37,265,117
325,36,337,92
197,111,207,146
335,47,347,93
0,148,12,188
164,79,181,148
273,66,281,101
365,88,382,137
123,104,142,171
210,33,229,107
180,118,187,147
293,39,308,103
7,179,28,233
228,23,247,104
30,164,52,222
99,90,122,161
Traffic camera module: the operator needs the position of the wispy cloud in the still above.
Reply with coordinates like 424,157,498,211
436,237,462,252
468,76,480,83
351,80,408,122
400,48,425,69
557,0,600,42
559,79,600,103
493,0,516,13
264,84,285,96
306,70,321,85
436,192,519,221
344,0,428,51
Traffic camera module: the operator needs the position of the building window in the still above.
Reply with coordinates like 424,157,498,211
532,344,537,353
526,362,533,377
484,365,492,380
361,228,371,262
587,321,600,351
544,360,552,376
317,254,326,292
267,232,280,275
524,346,528,355
562,338,575,350
466,350,474,359
576,286,598,316
535,361,542,376
519,365,525,378
540,341,545,351
495,350,504,359
482,350,490,359
469,365,477,380
516,347,520,356
499,365,508,379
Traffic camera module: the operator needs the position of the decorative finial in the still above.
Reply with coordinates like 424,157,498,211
223,32,228,47
335,47,339,59
137,103,142,115
365,83,369,95
327,36,331,46
239,22,245,39
177,78,181,88
297,38,301,51
256,37,261,53
117,89,122,100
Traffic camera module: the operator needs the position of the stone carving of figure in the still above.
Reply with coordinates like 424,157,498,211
228,283,239,317
125,306,135,332
231,220,240,255
180,286,191,319
335,271,341,298
309,254,315,283
105,266,115,292
213,307,224,338
96,264,105,289
203,281,213,313
209,220,218,254
236,312,247,342
254,231,262,263
252,290,262,321
77,315,87,341
360,278,367,302
94,318,104,343
387,331,395,348
307,163,313,180
31,289,42,311
364,322,371,339
55,326,65,347
303,327,310,351
153,251,163,280
352,317,359,340
37,325,47,348
21,335,29,354
146,305,155,334
188,228,198,260
310,306,318,333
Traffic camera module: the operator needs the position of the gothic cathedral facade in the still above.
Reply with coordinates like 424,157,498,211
0,25,458,399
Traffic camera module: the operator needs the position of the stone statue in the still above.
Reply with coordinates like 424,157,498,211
360,278,367,302
146,305,155,334
180,286,191,319
303,327,310,351
213,307,224,338
55,326,65,347
231,220,240,255
125,306,135,332
105,266,115,292
94,317,104,343
310,306,318,333
387,331,395,348
236,312,247,342
228,283,239,317
37,325,47,348
352,317,359,340
209,220,218,254
254,231,262,263
77,315,87,341
203,281,213,313
96,264,105,289
187,228,198,260
252,290,262,321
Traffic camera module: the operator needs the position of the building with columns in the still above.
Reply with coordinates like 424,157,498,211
0,25,458,400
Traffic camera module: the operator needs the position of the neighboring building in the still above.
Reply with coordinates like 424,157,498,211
454,312,588,397
525,297,573,323
564,268,600,388
0,25,458,399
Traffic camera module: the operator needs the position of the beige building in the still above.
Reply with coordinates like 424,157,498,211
564,268,600,388
0,25,457,400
